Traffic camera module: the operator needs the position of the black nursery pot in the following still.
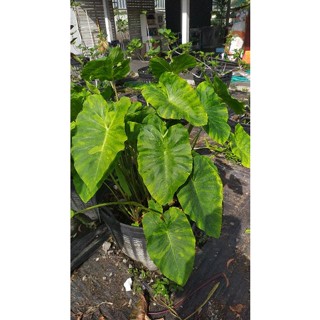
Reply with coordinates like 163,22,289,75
228,110,250,135
137,66,156,83
193,69,233,87
99,207,158,271
193,59,239,87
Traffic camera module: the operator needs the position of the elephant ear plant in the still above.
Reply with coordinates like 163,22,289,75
71,45,247,286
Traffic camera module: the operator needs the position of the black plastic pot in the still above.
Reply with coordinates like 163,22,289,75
137,66,156,83
71,183,99,221
228,113,250,135
99,207,158,271
193,69,233,87
193,58,239,87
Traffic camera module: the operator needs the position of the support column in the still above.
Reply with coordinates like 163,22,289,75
181,0,190,43
102,0,114,41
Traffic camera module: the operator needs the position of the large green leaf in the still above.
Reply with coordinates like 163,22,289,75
141,72,208,126
149,57,171,78
229,124,250,168
137,123,192,205
81,47,130,81
142,113,167,132
85,80,100,94
177,154,223,238
71,95,131,191
170,53,197,74
149,54,197,78
148,199,163,214
142,208,195,286
71,85,90,122
213,76,245,114
108,46,131,80
72,166,103,203
81,58,112,81
125,104,155,145
196,82,231,145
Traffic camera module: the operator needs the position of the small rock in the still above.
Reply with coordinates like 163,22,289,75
109,272,113,277
107,250,114,255
96,257,99,261
102,241,112,253
123,258,127,264
128,264,133,269
123,277,132,291
102,276,107,280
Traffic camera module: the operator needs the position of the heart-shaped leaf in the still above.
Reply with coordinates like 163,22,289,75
71,95,131,192
177,154,223,238
142,207,195,286
149,54,197,78
197,81,231,144
81,46,130,81
137,123,192,205
141,72,207,126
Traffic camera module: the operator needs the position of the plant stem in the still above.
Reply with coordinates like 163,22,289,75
110,81,119,101
191,127,203,150
73,201,161,216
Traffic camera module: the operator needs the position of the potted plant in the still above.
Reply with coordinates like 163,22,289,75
138,28,242,88
71,44,248,286
192,52,239,87
228,104,250,135
136,28,196,83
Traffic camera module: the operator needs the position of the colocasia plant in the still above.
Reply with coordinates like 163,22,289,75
71,45,249,286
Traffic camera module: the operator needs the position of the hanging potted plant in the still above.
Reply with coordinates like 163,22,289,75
71,44,248,286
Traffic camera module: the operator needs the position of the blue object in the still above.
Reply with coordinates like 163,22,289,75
231,70,250,83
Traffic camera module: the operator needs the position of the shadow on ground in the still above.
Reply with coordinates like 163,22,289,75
71,157,250,320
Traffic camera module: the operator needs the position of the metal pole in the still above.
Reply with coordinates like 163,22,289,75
181,0,190,43
102,0,114,41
